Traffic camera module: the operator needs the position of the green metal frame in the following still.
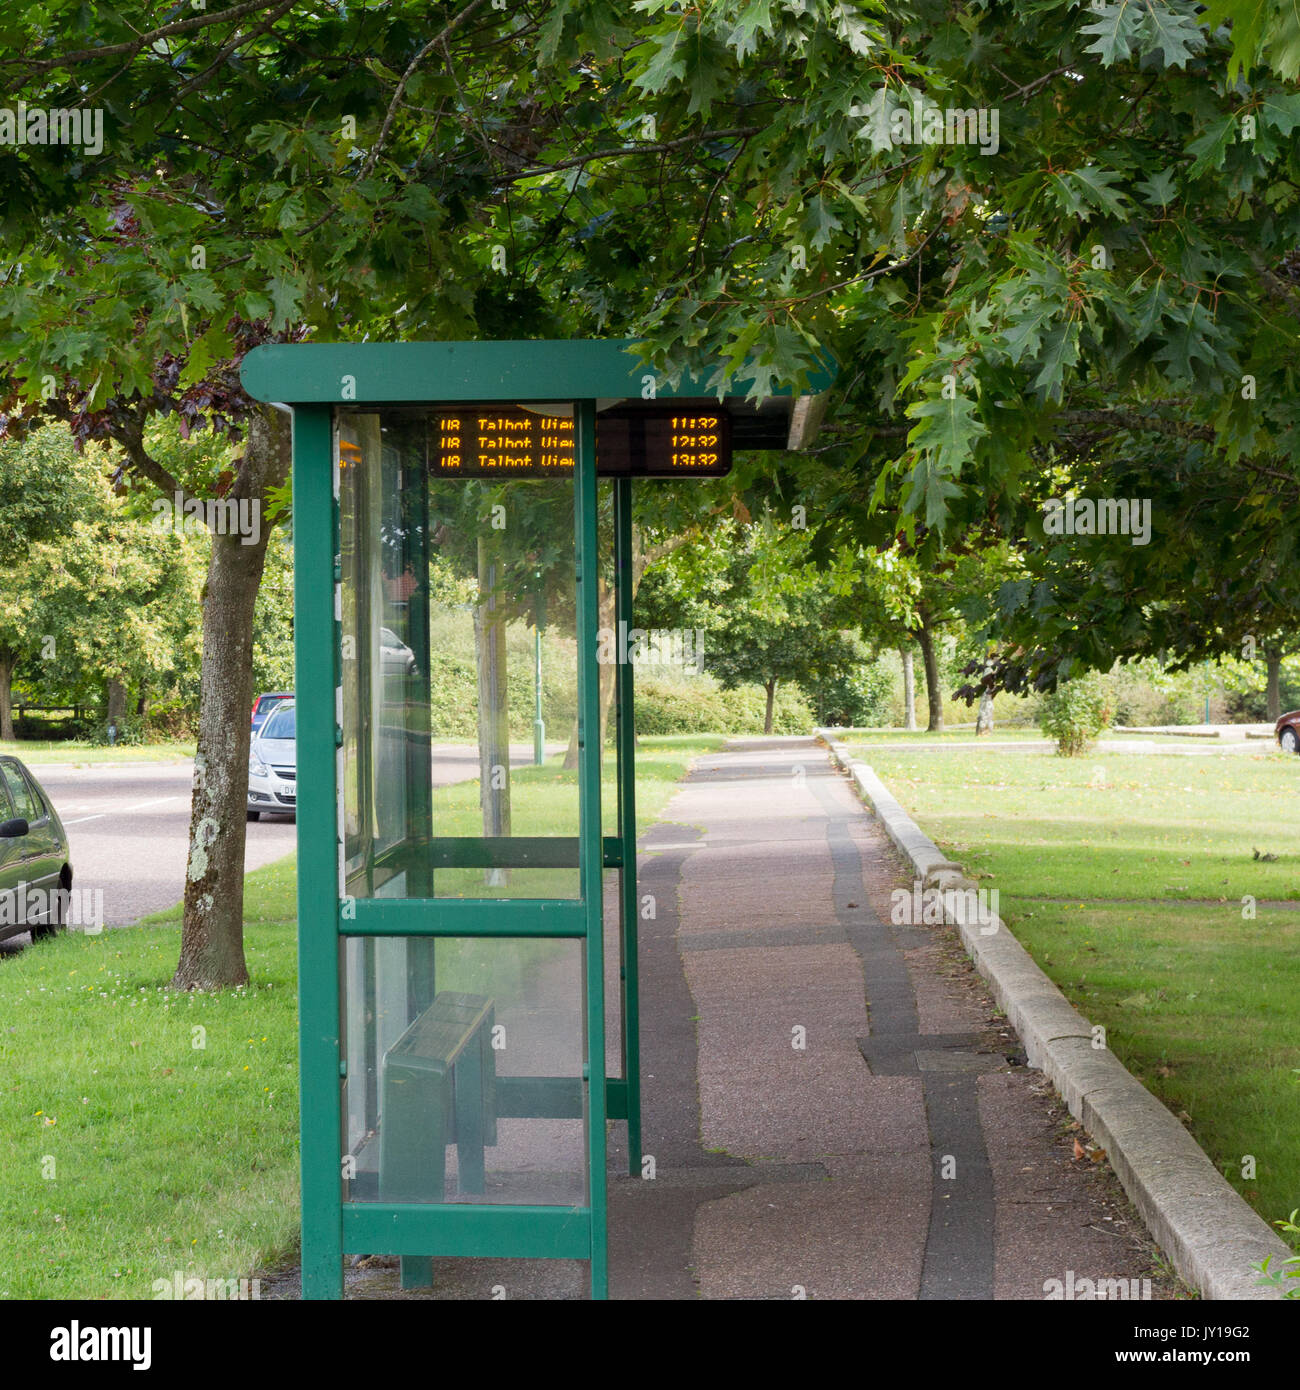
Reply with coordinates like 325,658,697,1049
613,478,641,1172
291,403,345,1297
575,400,608,1296
288,396,613,1300
245,339,831,1302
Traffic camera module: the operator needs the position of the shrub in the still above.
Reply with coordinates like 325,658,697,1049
86,713,148,747
1109,658,1228,726
419,616,814,740
635,672,813,735
144,696,199,740
805,657,895,728
1037,672,1112,755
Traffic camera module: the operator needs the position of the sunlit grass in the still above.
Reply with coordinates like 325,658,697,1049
860,743,1300,1241
0,911,299,1300
0,739,196,764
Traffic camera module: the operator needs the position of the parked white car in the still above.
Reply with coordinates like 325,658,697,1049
247,700,296,821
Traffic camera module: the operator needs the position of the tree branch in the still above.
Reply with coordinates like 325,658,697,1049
1055,408,1217,442
500,127,764,183
173,0,301,101
358,0,494,179
117,413,185,503
0,0,299,72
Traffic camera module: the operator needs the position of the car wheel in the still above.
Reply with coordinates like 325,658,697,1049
248,810,261,821
1281,728,1300,754
32,873,68,941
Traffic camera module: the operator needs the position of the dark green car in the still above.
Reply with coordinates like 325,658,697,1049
0,757,73,945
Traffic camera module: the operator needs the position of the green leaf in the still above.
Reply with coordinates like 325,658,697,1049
1002,295,1060,365
179,324,234,388
239,290,273,321
275,190,306,231
1185,115,1236,177
728,0,773,60
391,183,443,225
1259,89,1300,135
1137,2,1206,69
1153,301,1225,381
630,29,687,94
1050,166,1130,221
682,38,729,116
1136,168,1178,206
1032,323,1079,401
268,276,302,332
834,2,877,57
802,194,842,250
45,326,97,369
1200,0,1267,81
1080,2,1144,65
903,388,987,527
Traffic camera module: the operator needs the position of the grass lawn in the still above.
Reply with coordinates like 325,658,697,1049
0,736,713,1299
2,739,196,765
835,727,1228,746
852,741,1300,1243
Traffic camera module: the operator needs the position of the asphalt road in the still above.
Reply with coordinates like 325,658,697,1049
1,743,563,957
12,760,296,943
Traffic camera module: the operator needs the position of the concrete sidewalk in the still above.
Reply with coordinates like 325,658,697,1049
607,737,1175,1300
274,736,1177,1300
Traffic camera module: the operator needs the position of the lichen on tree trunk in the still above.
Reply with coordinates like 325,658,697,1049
172,407,288,991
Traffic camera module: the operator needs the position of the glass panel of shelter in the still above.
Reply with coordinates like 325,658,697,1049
336,406,592,1209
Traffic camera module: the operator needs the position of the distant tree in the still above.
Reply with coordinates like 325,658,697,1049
0,427,207,739
0,427,110,738
637,520,871,734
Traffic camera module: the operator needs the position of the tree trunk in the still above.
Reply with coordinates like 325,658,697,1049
914,620,944,732
1265,649,1282,721
899,647,916,730
106,677,127,729
975,688,995,735
475,536,511,849
0,652,14,742
559,520,700,770
764,677,777,735
563,570,618,771
172,407,288,991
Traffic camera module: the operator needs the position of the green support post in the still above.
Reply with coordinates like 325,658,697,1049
575,400,609,1300
614,477,642,1175
293,405,345,1300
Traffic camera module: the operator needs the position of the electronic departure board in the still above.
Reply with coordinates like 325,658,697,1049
595,409,731,477
433,411,575,476
429,408,732,478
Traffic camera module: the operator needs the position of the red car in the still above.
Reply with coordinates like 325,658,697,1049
251,691,293,736
1276,710,1300,754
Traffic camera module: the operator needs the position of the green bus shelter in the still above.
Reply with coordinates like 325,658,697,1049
240,339,830,1299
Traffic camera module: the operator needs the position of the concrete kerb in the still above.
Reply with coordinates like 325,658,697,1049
817,731,1292,1301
